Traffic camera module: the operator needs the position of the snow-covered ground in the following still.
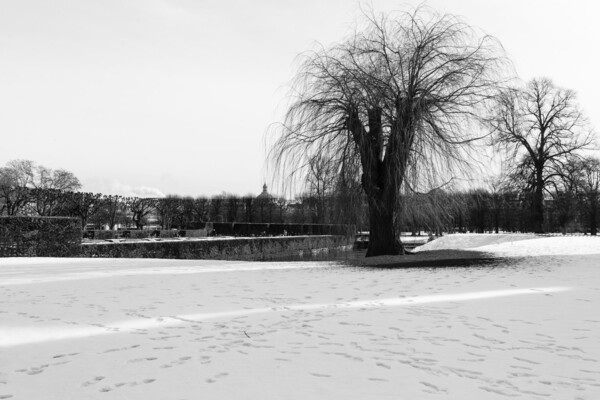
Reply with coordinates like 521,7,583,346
415,233,600,257
1,235,600,399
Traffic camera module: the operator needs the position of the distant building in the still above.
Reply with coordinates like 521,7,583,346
256,183,272,201
256,183,274,223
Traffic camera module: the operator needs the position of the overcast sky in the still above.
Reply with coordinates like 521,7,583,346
1,0,598,197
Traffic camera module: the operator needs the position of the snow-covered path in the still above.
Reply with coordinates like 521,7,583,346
1,252,599,399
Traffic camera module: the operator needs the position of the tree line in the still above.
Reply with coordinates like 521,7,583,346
2,156,598,235
397,169,600,236
300,155,600,236
0,160,360,230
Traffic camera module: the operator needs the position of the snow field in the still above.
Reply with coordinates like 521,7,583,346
1,236,599,399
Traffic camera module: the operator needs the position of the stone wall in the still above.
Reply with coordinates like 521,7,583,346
81,235,353,261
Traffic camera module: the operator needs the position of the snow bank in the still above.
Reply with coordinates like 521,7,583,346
413,233,535,252
415,233,600,257
475,235,600,256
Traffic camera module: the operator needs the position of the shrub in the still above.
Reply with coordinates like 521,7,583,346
184,229,208,238
129,230,151,239
210,222,353,237
0,216,81,257
159,230,179,238
95,230,118,240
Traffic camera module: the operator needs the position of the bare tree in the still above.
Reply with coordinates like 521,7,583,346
330,163,367,230
0,160,35,215
210,195,225,222
33,165,81,191
274,197,288,223
485,177,507,234
242,195,254,223
401,188,460,235
126,197,156,229
307,154,336,224
0,160,81,216
192,197,211,224
225,194,240,222
550,156,583,233
65,191,104,229
489,78,594,232
179,197,197,228
29,188,70,216
577,157,600,235
99,195,126,230
155,196,180,230
31,167,81,216
271,7,506,256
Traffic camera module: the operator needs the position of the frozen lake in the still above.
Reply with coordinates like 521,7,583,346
1,238,599,399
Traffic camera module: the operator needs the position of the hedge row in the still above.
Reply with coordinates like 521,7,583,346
82,224,351,241
0,216,81,257
81,235,353,261
83,229,208,240
211,222,353,237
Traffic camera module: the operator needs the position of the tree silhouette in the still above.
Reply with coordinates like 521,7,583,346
489,78,594,232
272,7,506,256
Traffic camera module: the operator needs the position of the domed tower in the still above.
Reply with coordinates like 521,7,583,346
256,183,271,201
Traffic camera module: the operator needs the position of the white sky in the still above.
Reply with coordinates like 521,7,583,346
1,0,599,197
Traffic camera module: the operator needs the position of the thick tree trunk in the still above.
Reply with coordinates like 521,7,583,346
531,194,544,233
531,170,545,233
366,199,403,257
347,107,405,257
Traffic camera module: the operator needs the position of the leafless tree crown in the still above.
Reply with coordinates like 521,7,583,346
489,78,595,192
270,6,508,196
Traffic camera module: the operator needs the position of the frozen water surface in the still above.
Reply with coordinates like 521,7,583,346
0,235,599,399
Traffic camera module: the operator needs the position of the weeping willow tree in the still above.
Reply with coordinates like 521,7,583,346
270,7,507,256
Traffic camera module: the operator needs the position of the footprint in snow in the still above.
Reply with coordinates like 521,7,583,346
206,373,229,383
127,357,158,363
310,373,331,378
82,376,105,387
